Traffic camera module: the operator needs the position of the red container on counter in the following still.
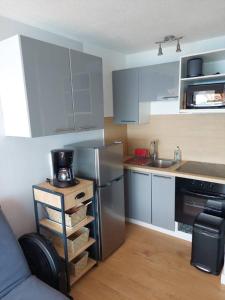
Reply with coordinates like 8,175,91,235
134,148,150,157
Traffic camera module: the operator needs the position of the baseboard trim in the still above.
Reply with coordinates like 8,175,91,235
126,218,192,242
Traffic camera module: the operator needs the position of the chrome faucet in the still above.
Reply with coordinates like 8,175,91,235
150,140,158,160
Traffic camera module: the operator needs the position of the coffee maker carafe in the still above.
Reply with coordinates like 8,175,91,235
51,149,77,188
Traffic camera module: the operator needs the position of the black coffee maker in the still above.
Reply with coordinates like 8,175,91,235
51,149,77,188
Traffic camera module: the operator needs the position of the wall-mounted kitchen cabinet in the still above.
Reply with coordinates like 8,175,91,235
70,50,104,131
140,62,179,102
124,170,151,223
151,173,175,231
112,62,179,124
112,68,150,124
0,35,104,137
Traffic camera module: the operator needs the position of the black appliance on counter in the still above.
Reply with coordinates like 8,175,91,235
186,82,225,109
175,177,225,226
51,149,78,188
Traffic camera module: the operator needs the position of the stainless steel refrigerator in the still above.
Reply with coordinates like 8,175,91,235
65,140,125,260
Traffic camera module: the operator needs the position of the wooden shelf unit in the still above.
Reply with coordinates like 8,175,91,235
39,216,95,237
32,179,98,292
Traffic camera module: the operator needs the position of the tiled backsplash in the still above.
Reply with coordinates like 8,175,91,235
127,114,225,164
104,114,225,164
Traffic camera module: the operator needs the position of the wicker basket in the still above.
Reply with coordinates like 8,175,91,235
53,227,90,256
46,204,87,227
69,251,89,276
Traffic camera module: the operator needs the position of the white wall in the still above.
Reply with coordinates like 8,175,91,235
0,131,102,237
125,35,225,115
0,16,123,236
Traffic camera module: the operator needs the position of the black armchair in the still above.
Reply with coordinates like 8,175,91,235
0,208,70,300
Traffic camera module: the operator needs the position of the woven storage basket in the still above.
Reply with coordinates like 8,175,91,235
46,204,87,227
53,227,90,255
69,251,89,276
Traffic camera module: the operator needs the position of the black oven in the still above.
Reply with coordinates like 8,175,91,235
175,178,225,226
186,82,225,109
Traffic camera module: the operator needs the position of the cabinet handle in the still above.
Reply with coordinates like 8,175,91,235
55,128,75,133
132,171,149,176
161,96,178,99
120,120,136,123
75,192,85,199
153,174,172,179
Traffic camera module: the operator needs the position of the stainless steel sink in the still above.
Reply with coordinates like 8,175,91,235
147,159,177,168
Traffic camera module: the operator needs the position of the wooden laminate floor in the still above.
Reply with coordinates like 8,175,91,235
71,223,225,300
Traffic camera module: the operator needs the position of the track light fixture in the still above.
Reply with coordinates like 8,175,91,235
158,43,163,56
155,35,183,56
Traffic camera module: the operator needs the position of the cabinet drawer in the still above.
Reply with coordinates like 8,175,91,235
64,185,93,210
33,179,93,210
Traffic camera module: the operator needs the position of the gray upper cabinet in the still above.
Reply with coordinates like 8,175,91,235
112,62,179,124
70,50,104,131
112,69,150,124
151,173,175,231
125,170,151,223
140,62,179,102
21,36,74,137
0,35,104,137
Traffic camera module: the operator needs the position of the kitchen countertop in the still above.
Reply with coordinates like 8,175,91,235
124,159,225,185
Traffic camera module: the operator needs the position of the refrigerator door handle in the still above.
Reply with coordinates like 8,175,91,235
98,175,124,188
98,182,112,188
112,175,124,182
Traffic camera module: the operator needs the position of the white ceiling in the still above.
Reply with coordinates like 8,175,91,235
0,0,225,53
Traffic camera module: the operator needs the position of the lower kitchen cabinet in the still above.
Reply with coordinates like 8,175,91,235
125,170,151,223
151,174,175,231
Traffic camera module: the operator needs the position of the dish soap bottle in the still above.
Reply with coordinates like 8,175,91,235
174,146,182,162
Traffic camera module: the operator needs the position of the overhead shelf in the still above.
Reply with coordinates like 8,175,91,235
179,48,225,112
179,108,225,114
181,73,225,83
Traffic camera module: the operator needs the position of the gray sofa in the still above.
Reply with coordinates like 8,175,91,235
0,208,69,300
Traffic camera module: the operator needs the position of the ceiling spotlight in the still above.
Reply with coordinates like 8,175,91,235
155,35,183,56
176,38,182,52
158,43,163,56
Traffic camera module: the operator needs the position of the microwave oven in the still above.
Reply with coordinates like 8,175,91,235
186,82,225,109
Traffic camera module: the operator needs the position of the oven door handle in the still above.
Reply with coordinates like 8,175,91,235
182,189,225,201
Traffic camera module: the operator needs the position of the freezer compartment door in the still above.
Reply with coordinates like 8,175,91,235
97,142,123,186
98,176,125,260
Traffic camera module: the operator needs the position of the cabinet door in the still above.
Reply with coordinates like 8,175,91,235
140,62,179,102
20,36,74,137
70,50,104,131
152,174,175,230
125,170,151,223
113,69,139,124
